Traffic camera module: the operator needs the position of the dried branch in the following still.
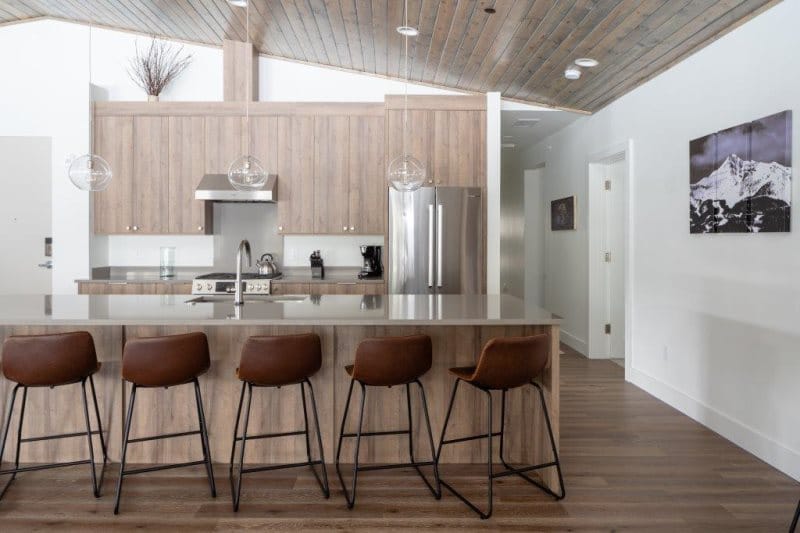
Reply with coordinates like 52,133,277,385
128,37,193,97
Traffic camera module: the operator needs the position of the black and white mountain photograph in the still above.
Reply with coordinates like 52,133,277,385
690,110,792,233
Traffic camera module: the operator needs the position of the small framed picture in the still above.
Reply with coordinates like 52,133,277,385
551,196,576,231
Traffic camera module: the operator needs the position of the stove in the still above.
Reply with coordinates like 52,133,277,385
192,272,282,296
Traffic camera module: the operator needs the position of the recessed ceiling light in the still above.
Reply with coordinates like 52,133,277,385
564,65,581,80
484,7,496,14
227,0,247,6
575,57,598,68
396,26,419,37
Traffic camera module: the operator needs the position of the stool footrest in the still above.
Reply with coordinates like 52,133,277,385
20,430,103,443
357,460,435,473
342,429,409,438
122,460,206,476
492,461,557,479
235,430,305,442
127,430,200,443
0,459,91,475
441,432,502,446
240,460,323,475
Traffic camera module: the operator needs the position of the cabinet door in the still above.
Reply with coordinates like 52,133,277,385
133,116,170,233
433,110,484,187
169,116,210,234
93,116,134,234
271,282,310,295
386,109,434,186
314,116,350,234
278,116,315,234
204,116,244,174
349,115,385,234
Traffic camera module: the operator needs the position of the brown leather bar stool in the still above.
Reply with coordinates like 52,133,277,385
114,332,216,514
335,334,440,509
230,333,329,511
436,334,565,519
0,332,108,501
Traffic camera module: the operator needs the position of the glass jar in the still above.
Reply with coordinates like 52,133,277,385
160,246,176,279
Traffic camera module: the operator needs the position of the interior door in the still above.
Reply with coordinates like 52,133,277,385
0,137,52,294
604,159,626,359
435,187,482,294
389,187,435,294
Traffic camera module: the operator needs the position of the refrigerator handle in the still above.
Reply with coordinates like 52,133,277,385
437,204,443,288
427,204,434,288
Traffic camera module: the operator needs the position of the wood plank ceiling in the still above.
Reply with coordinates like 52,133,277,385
0,0,779,112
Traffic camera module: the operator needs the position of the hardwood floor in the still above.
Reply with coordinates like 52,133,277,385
0,348,797,531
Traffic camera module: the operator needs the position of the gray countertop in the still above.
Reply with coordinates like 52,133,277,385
0,294,560,326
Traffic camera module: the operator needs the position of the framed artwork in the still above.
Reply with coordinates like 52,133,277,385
690,110,792,233
551,196,576,230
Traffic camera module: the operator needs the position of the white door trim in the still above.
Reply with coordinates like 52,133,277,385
585,140,634,380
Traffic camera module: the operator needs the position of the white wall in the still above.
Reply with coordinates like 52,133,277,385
524,168,545,306
521,0,800,480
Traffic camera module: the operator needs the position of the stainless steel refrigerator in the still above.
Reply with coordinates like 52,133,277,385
389,186,482,294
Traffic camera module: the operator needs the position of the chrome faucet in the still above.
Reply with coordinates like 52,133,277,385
235,239,251,306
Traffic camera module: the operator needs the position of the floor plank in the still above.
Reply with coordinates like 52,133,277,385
0,347,796,530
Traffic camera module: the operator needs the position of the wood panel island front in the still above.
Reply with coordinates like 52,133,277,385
0,294,561,492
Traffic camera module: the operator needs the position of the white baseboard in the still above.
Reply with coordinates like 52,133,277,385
629,367,800,482
560,330,587,355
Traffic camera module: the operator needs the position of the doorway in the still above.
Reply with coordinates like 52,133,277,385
0,136,52,294
587,142,632,370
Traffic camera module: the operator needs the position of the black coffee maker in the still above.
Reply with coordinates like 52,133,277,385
358,245,383,279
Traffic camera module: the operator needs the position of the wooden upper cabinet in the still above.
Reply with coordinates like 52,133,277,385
433,110,485,187
386,109,434,186
349,115,386,234
133,116,169,233
93,116,134,234
168,116,211,234
204,116,244,174
278,115,314,234
313,116,350,234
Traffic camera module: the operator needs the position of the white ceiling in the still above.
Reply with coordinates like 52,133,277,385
500,109,582,149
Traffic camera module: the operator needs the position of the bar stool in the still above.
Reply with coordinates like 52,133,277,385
436,334,565,519
0,331,107,501
335,334,440,509
114,332,216,514
230,333,329,511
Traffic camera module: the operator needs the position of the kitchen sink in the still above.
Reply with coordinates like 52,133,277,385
185,295,308,304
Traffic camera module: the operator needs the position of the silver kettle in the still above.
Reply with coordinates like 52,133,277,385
256,253,278,276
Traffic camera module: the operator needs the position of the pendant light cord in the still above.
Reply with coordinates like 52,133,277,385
402,0,409,159
245,1,250,153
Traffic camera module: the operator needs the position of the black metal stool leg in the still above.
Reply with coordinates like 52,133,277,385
79,378,100,497
231,383,253,512
410,380,441,498
0,385,20,500
336,379,366,509
304,379,330,498
193,379,217,498
114,383,137,515
533,382,565,500
88,375,109,464
229,381,246,510
790,498,800,533
436,378,460,463
11,387,28,479
335,378,354,504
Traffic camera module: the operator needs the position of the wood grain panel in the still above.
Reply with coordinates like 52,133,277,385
222,39,257,102
76,282,192,295
348,115,385,234
93,115,133,235
313,115,350,234
204,115,244,174
4,0,778,111
132,116,170,234
168,116,211,234
269,282,310,295
278,115,314,234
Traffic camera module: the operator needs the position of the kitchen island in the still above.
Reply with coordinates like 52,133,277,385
0,294,561,492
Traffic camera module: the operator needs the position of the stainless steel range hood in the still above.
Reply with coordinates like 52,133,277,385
195,173,277,202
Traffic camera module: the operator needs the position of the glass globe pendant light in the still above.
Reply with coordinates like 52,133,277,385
68,23,113,192
227,0,267,191
388,0,426,192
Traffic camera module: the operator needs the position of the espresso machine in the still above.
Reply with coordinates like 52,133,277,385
358,245,383,279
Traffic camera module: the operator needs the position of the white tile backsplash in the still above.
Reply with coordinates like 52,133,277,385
283,235,383,267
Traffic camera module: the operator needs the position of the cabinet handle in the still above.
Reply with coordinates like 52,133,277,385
126,225,131,231
342,225,347,232
132,225,139,231
197,226,203,231
349,226,355,232
278,225,283,232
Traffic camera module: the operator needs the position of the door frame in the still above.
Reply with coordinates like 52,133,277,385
586,141,634,378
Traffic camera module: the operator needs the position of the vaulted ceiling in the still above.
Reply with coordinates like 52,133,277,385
0,0,779,112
